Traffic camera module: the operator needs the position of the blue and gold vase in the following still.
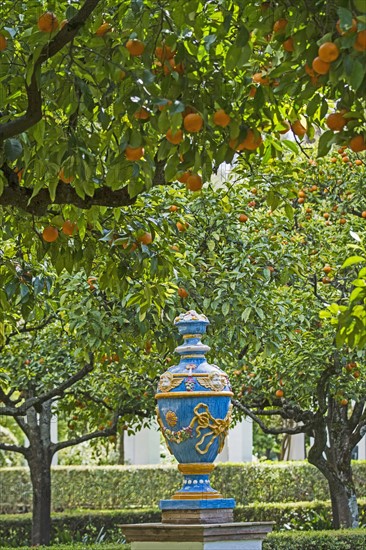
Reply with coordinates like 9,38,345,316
156,310,235,513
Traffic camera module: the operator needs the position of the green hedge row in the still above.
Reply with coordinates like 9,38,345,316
1,531,366,550
1,501,366,547
1,461,366,512
263,529,366,549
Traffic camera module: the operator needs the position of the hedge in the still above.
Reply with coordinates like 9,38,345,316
1,461,366,513
1,531,366,550
1,501,366,547
263,529,366,549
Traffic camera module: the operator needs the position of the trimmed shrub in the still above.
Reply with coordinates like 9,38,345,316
1,461,365,513
0,502,365,547
0,546,128,550
263,529,366,549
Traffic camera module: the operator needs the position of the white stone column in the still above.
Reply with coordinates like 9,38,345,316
357,434,366,460
124,421,161,465
217,418,253,463
50,414,58,465
282,433,306,461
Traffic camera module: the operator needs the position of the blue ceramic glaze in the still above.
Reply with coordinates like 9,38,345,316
155,310,235,509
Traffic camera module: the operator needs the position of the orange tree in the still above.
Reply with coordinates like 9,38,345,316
148,147,365,530
0,266,180,546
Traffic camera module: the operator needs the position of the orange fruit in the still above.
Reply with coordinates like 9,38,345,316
138,232,153,245
355,159,363,166
336,18,357,35
249,86,257,97
323,265,332,274
38,12,59,32
176,221,188,232
62,220,77,236
186,174,202,191
175,62,185,74
349,135,365,152
178,287,189,298
291,120,307,137
126,39,145,56
177,171,191,183
355,30,366,50
326,113,347,131
273,19,288,33
252,72,270,85
283,37,294,52
169,205,178,212
305,64,315,77
339,218,346,224
213,109,230,127
340,398,348,406
42,226,59,243
342,155,349,163
166,128,183,144
275,389,284,398
298,197,305,204
0,33,7,51
361,211,366,218
330,157,337,163
240,128,263,151
96,23,112,36
163,58,176,75
125,145,144,161
183,113,203,132
155,45,175,60
59,168,74,184
298,190,306,198
134,107,150,120
312,57,330,74
318,42,339,63
278,121,290,134
322,276,331,284
239,214,248,223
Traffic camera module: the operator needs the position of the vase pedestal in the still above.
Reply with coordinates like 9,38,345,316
121,521,273,550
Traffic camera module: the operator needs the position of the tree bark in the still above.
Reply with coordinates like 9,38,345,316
25,403,53,546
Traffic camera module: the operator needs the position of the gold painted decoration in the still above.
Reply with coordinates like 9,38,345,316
159,402,232,455
158,371,184,392
165,410,178,427
190,402,232,455
198,372,228,392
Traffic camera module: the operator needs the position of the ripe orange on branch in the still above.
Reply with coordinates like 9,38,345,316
42,226,59,243
138,232,153,245
283,37,294,52
62,220,77,236
326,113,347,131
318,42,340,63
183,113,203,133
166,128,183,144
291,120,307,137
126,39,145,56
125,145,144,161
38,12,59,32
186,174,202,191
178,287,189,298
134,108,150,120
155,45,175,60
96,23,112,37
59,168,74,184
213,109,231,127
312,57,330,75
273,19,288,33
349,135,366,152
238,214,248,223
0,33,7,51
355,30,366,50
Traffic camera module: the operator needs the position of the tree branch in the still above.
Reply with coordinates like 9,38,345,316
0,355,94,416
0,442,27,455
1,314,56,350
0,0,101,142
0,160,167,215
232,399,312,435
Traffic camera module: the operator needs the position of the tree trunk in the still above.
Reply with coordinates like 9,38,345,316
328,474,359,529
28,453,52,545
25,403,53,545
118,427,125,465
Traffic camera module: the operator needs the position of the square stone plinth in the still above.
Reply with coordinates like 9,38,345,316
121,522,273,550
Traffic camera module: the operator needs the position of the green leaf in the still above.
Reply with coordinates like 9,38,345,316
349,60,364,91
241,307,251,322
222,302,230,316
317,130,334,157
284,203,294,221
4,139,23,161
341,256,365,269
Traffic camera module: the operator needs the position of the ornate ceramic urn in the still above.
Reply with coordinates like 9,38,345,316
156,310,235,518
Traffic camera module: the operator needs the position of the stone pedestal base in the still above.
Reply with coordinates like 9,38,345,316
121,522,273,550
